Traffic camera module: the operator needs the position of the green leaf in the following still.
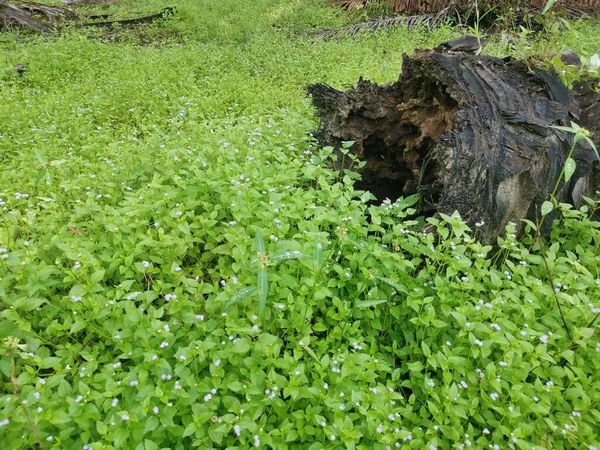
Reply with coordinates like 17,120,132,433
257,267,268,313
90,269,105,284
97,421,108,435
35,169,47,184
255,230,266,254
183,422,198,438
114,428,129,448
270,251,308,263
377,277,409,295
70,320,87,334
225,286,256,310
355,299,387,308
542,0,558,14
232,338,250,353
302,345,322,367
541,201,554,216
144,416,159,434
144,440,159,450
421,341,431,357
12,297,46,311
564,157,576,182
314,239,324,271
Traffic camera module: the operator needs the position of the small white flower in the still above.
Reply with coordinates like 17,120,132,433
112,398,119,407
204,393,212,402
233,424,241,436
490,392,499,401
160,341,169,349
76,395,84,403
460,381,468,389
330,435,336,441
153,407,159,414
129,380,138,387
428,379,435,388
143,261,150,268
540,335,548,344
121,413,129,421
214,360,221,367
0,418,9,427
490,323,501,331
196,314,204,321
483,428,490,434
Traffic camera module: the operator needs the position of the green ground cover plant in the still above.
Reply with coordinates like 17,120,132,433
1,0,599,448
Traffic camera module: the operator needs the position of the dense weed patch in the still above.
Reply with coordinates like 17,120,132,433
1,1,599,448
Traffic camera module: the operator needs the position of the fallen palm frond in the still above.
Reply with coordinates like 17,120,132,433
62,0,117,4
315,7,452,39
0,0,174,32
332,0,600,15
80,6,175,28
0,0,77,32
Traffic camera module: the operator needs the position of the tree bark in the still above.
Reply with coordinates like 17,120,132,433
309,50,599,243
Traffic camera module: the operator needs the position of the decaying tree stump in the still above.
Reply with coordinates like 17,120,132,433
309,50,600,243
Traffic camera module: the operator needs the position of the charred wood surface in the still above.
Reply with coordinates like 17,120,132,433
309,50,600,243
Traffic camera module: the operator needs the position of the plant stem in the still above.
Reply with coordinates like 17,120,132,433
534,221,572,341
9,350,43,448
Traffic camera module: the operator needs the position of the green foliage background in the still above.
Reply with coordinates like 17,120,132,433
1,1,599,449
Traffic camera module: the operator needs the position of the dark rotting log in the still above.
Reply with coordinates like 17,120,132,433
308,50,600,243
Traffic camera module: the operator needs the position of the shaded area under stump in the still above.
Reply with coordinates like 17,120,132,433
309,50,600,243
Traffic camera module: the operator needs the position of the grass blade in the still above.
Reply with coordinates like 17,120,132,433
257,267,268,313
355,299,387,308
255,230,266,254
314,238,324,272
270,251,309,264
224,286,256,310
378,277,409,295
